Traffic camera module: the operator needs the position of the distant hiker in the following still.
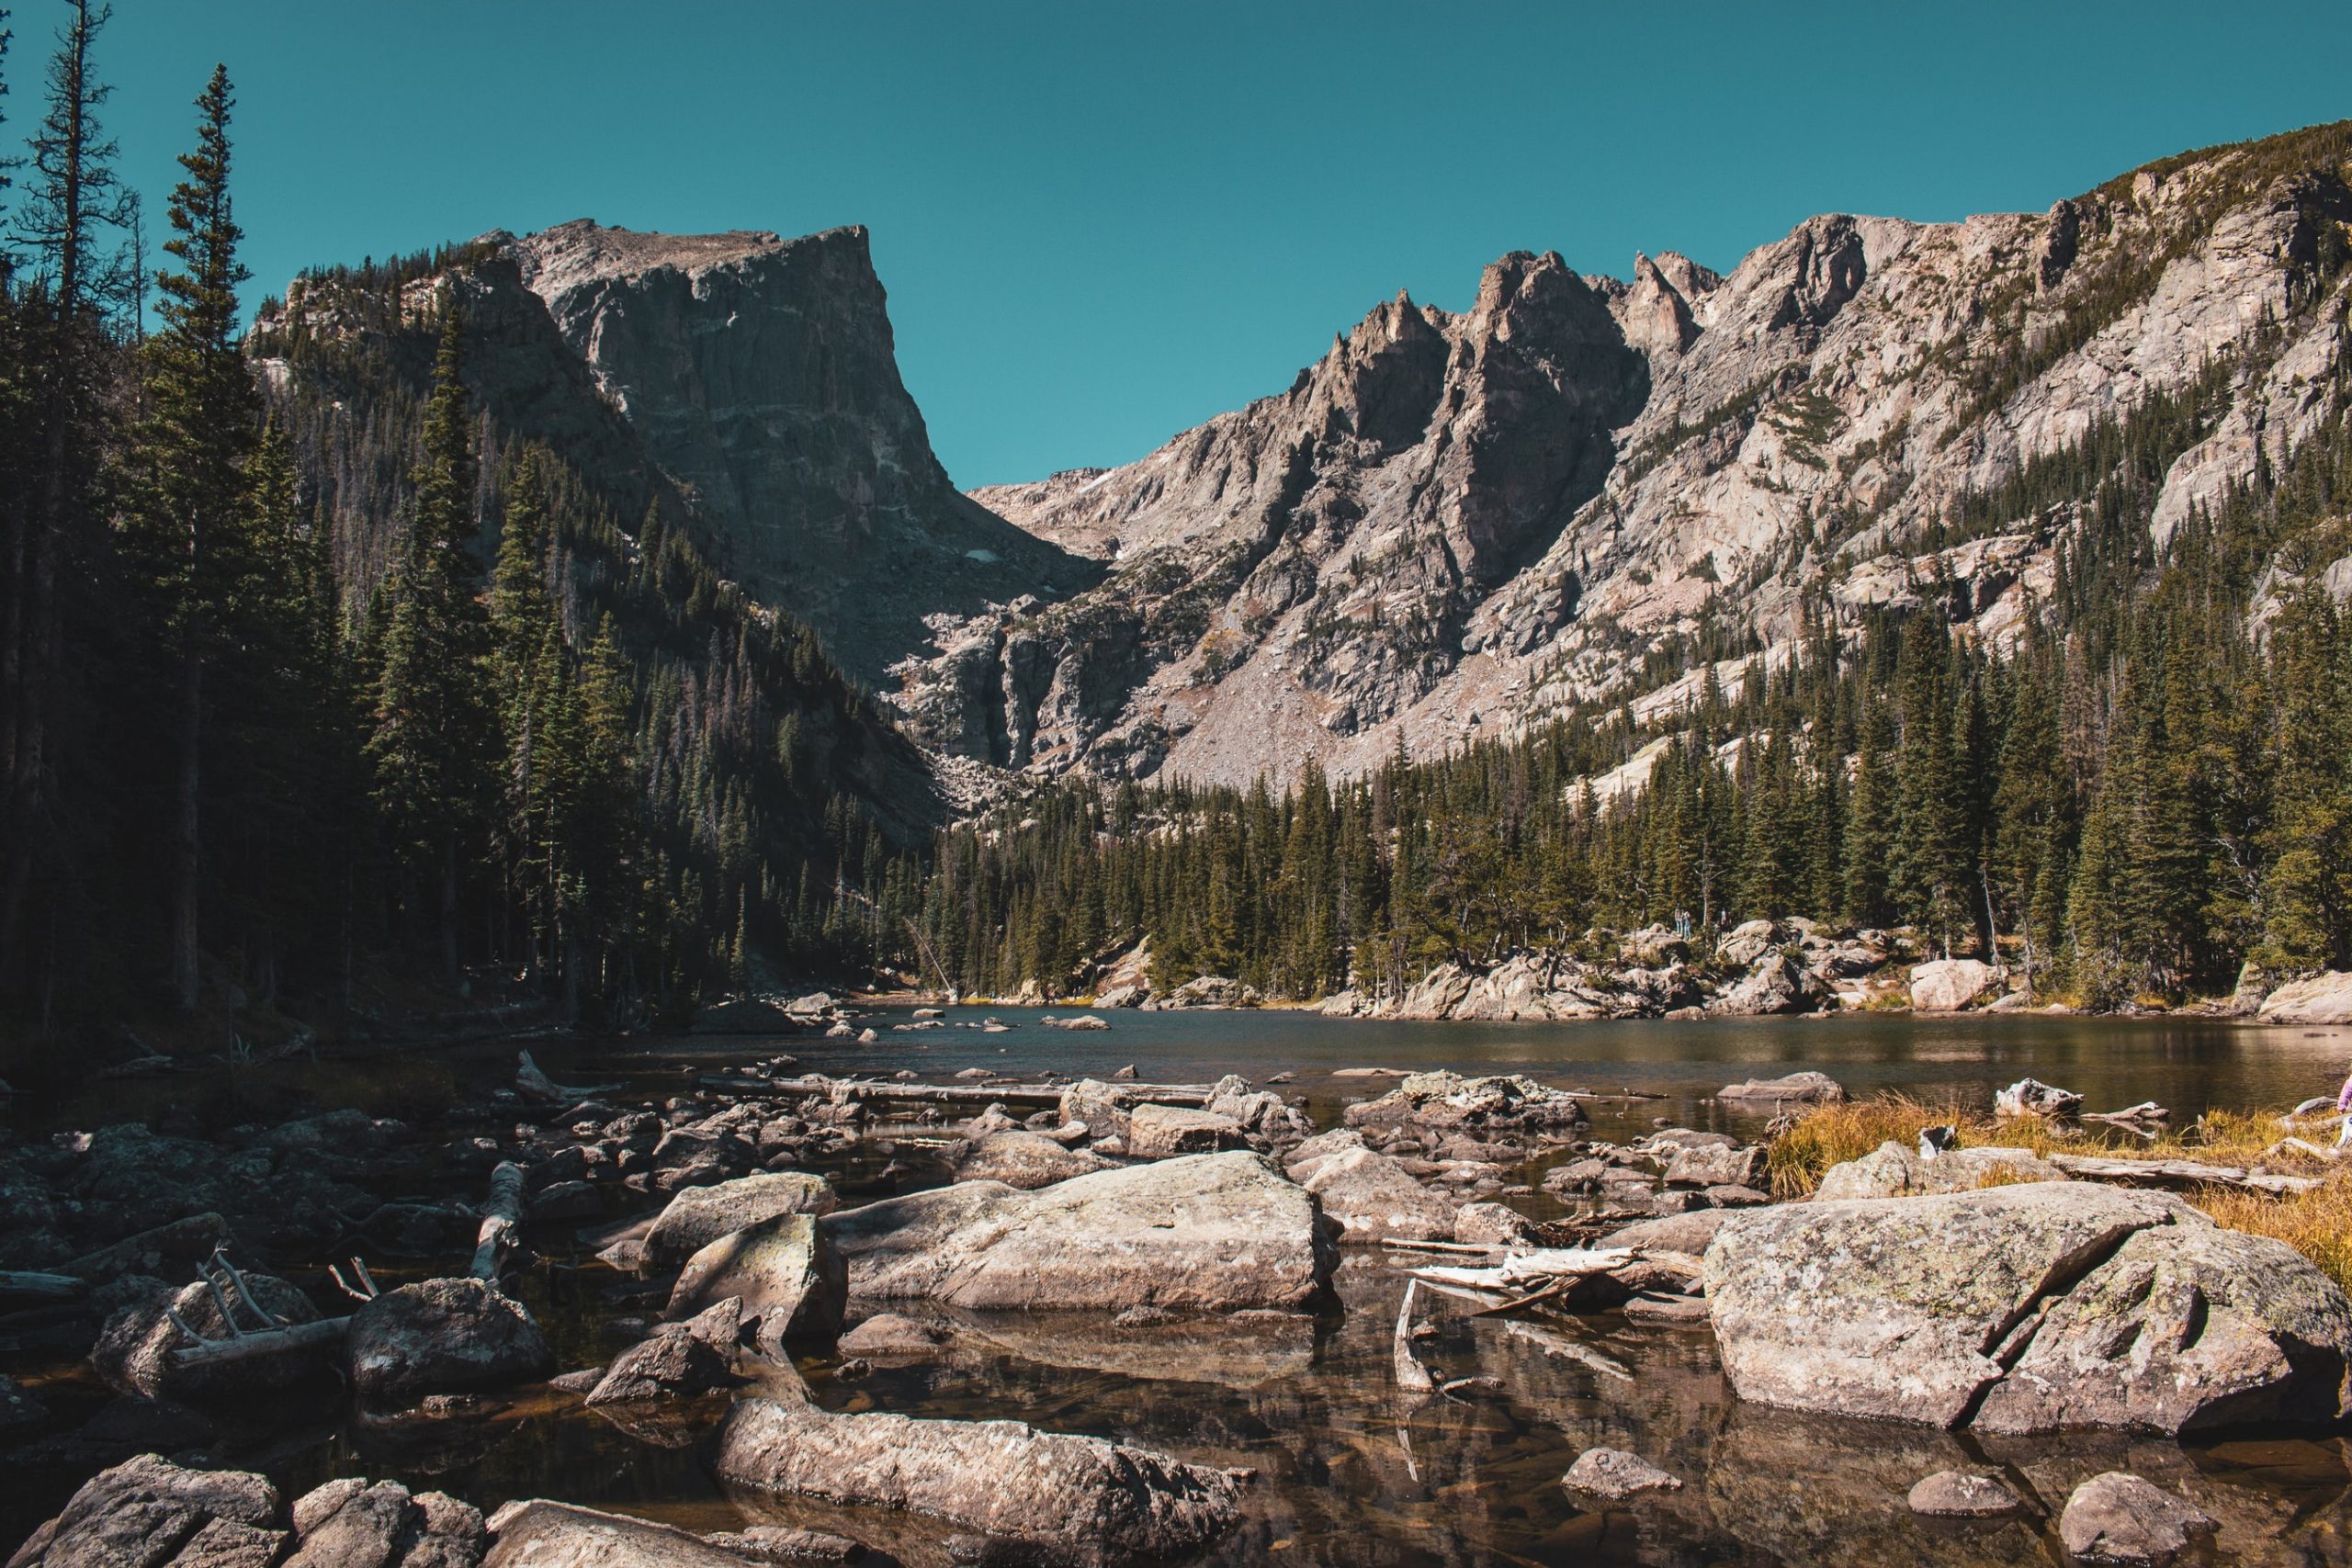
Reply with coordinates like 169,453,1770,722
2336,1069,2352,1147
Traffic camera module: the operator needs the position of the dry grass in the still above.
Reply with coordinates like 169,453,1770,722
1766,1093,2352,1292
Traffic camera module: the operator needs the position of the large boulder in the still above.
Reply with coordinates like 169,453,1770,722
284,1479,487,1568
1284,1144,1457,1244
1058,1078,1137,1140
642,1172,835,1266
1908,958,2003,1011
1705,1182,2352,1435
663,1213,847,1348
587,1298,742,1404
1709,951,1822,1015
345,1277,554,1404
91,1270,333,1404
6,1453,280,1566
953,1131,1116,1189
1661,1143,1767,1189
824,1151,1333,1311
1814,1140,2066,1200
2258,970,2352,1024
715,1395,1241,1562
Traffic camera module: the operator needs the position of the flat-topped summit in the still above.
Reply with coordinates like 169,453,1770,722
500,219,868,299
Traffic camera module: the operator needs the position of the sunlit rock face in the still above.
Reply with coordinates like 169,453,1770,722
923,131,2352,785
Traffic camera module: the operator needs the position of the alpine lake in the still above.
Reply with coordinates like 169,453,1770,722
11,1007,2352,1565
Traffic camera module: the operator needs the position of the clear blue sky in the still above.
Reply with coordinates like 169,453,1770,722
45,0,2352,486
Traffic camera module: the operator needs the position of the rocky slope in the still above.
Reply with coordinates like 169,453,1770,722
904,123,2352,784
254,220,1097,688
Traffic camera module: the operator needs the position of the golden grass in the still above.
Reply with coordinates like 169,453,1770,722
1767,1093,2352,1292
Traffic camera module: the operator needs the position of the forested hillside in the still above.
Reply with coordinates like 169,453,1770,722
922,331,2352,1007
0,8,925,1063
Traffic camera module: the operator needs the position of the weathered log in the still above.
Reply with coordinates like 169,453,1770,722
744,1074,1215,1108
516,1050,621,1104
169,1314,349,1368
471,1160,527,1281
2047,1153,2320,1194
0,1270,85,1303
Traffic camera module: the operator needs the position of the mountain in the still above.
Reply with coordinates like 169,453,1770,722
255,220,1097,691
903,122,2352,785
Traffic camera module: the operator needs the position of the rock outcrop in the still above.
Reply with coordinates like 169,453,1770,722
2258,969,2352,1023
1703,1182,2352,1435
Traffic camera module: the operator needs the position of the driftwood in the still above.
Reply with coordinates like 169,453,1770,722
471,1160,527,1280
1500,1319,1635,1381
516,1051,621,1104
167,1247,355,1369
1408,1247,1636,1294
730,1074,1216,1109
2048,1153,2320,1195
1392,1278,1434,1394
0,1270,86,1304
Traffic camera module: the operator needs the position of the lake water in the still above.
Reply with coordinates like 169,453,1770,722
13,1010,2352,1563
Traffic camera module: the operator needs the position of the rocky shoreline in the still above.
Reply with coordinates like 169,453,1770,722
6,1032,2352,1564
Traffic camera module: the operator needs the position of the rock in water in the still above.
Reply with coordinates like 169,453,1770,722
2057,1472,2216,1565
836,1312,944,1358
663,1213,847,1348
1342,1071,1586,1138
1995,1077,2082,1119
1561,1447,1682,1501
481,1500,775,1565
345,1277,555,1404
642,1172,836,1265
824,1151,1333,1311
7,1453,281,1566
587,1298,743,1404
1704,1182,2352,1434
1124,1103,1243,1158
1906,1470,2024,1517
715,1395,1241,1561
1715,1071,1845,1105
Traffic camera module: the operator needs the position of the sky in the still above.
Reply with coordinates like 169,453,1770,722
42,0,2352,487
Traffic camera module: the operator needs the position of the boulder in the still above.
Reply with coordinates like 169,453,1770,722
1906,1470,2025,1517
1601,1209,1736,1254
1094,983,1148,1010
642,1172,836,1265
1561,1447,1682,1501
953,1131,1117,1189
715,1395,1241,1562
1125,1103,1243,1159
1706,1182,2352,1434
284,1479,486,1568
1908,958,2003,1011
1162,975,1256,1009
663,1213,847,1348
1058,1078,1137,1140
1716,1071,1845,1105
1814,1140,2066,1201
1995,1077,2082,1119
1286,1145,1457,1244
587,1297,742,1404
2258,969,2352,1024
1661,1143,1766,1189
1714,919,1782,968
6,1453,280,1567
1710,951,1822,1015
345,1277,554,1404
824,1151,1333,1311
481,1501,772,1566
91,1269,333,1404
1452,1201,1539,1247
2057,1472,2216,1565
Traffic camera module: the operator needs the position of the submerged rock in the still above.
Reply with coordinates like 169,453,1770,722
345,1277,555,1404
1906,1470,2025,1517
715,1395,1242,1562
1716,1071,1845,1105
1560,1447,1682,1501
2057,1472,2216,1565
482,1500,775,1565
825,1151,1333,1311
1704,1181,2352,1435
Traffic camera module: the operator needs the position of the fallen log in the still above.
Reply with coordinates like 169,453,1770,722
516,1051,621,1104
471,1160,527,1281
749,1074,1216,1108
1409,1247,1636,1293
0,1270,85,1304
169,1314,348,1369
2047,1153,2321,1195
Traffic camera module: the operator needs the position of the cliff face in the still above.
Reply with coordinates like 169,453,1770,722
910,124,2352,785
256,220,1097,690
